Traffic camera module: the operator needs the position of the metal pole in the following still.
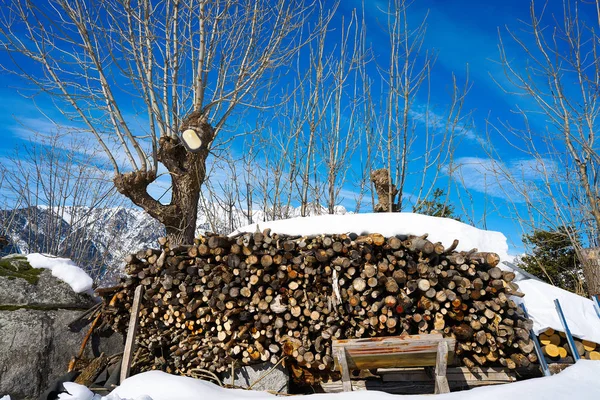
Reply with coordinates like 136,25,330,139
553,299,581,362
592,295,600,319
502,261,545,282
519,303,551,376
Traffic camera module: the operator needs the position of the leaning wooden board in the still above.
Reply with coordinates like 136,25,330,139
332,334,456,370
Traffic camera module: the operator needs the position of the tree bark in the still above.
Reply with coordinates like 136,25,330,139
371,168,398,212
581,247,600,296
113,112,214,246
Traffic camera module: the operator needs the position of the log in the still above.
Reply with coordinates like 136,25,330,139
95,229,535,382
543,344,560,358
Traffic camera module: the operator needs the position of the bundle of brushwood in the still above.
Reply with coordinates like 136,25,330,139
538,328,600,362
94,230,537,382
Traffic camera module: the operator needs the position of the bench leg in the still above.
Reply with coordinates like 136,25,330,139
434,340,450,394
334,348,352,392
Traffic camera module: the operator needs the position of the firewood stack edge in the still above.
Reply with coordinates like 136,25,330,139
95,230,537,384
538,328,600,362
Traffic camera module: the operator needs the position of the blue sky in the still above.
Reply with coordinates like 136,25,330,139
0,0,589,255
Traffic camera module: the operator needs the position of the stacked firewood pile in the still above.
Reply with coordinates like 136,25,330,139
95,230,537,381
538,328,600,362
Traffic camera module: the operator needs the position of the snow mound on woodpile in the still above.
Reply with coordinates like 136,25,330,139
515,280,600,344
26,253,93,293
54,360,600,399
232,213,511,262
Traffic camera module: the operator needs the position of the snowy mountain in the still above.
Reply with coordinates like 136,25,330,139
0,204,349,283
0,206,164,282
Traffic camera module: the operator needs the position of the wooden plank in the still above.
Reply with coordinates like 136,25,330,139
321,380,367,392
434,341,449,394
435,376,450,394
334,347,352,392
120,285,144,383
321,378,513,394
380,366,516,383
332,334,455,370
435,341,448,377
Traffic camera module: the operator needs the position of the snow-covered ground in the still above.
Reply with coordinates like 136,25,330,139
26,253,93,293
28,360,594,399
232,213,512,262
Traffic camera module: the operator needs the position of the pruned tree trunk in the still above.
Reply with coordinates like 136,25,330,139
371,168,399,213
581,248,600,297
114,113,214,246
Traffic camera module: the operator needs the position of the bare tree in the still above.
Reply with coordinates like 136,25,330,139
369,0,471,213
0,134,123,280
320,12,364,214
489,0,600,295
1,0,319,245
268,7,364,217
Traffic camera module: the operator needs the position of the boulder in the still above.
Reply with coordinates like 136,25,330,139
0,255,122,400
0,255,95,309
221,361,289,394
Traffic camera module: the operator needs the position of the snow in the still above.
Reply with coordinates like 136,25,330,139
26,253,93,293
54,361,600,400
232,213,511,262
514,279,600,344
1,395,11,400
58,383,98,400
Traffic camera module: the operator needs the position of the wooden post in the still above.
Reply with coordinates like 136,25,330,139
120,285,144,383
554,299,581,362
434,341,450,394
334,348,352,392
520,303,551,376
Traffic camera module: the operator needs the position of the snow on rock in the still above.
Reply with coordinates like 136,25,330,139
26,253,93,293
514,280,600,344
58,383,97,400
232,213,511,262
56,361,600,400
1,395,11,400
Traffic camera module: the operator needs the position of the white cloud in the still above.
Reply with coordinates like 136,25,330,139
448,156,559,201
409,107,483,145
7,115,156,174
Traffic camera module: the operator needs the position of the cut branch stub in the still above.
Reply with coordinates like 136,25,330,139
371,168,399,212
179,109,215,153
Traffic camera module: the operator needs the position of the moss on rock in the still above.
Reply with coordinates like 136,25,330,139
0,255,42,285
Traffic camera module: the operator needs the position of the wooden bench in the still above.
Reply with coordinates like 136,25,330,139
332,334,456,393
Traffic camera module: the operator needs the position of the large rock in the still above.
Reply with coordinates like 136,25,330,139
221,362,289,394
0,255,95,309
0,255,122,400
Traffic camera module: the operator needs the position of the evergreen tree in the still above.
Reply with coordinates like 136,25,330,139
517,227,585,294
413,188,461,221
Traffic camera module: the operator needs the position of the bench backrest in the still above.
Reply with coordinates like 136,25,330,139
332,334,456,370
